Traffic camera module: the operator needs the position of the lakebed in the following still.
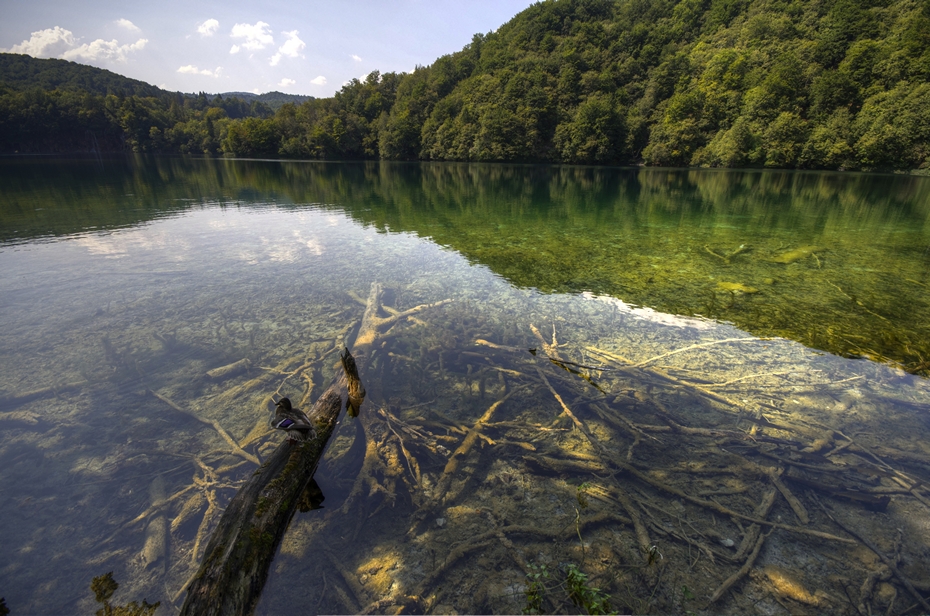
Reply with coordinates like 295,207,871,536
1,158,929,615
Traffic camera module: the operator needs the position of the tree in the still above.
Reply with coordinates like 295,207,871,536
554,93,624,163
223,117,279,157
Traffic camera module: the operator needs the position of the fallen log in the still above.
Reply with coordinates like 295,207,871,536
179,349,364,616
179,282,450,615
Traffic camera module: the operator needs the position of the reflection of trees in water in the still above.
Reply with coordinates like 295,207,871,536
2,158,929,373
4,159,929,242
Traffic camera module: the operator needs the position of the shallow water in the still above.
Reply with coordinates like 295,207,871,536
1,157,929,615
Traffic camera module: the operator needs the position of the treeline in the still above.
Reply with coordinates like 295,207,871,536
0,54,272,154
222,91,315,110
4,0,930,170
0,87,272,154
221,0,930,170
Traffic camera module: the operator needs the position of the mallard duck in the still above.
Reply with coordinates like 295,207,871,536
272,397,316,441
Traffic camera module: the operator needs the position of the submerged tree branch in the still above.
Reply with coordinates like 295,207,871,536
179,350,363,616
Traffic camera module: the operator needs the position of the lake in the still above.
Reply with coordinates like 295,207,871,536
1,157,929,615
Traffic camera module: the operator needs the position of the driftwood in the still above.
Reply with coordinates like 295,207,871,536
179,349,363,616
206,358,252,381
0,380,84,410
179,282,450,615
338,284,452,518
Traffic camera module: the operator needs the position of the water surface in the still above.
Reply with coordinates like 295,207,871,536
1,158,929,615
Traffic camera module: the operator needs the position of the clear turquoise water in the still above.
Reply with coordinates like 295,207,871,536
1,157,929,615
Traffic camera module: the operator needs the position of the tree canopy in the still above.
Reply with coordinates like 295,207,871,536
0,54,273,154
0,53,162,97
3,0,930,170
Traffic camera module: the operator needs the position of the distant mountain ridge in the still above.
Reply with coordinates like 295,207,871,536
219,91,314,109
0,54,312,107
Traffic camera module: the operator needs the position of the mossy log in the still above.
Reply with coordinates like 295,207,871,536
179,282,449,615
179,349,363,616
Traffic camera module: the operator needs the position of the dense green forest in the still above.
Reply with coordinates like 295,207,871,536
220,91,314,110
0,54,273,154
3,0,930,169
0,53,162,97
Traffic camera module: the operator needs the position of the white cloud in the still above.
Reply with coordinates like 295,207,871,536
230,44,240,54
269,31,304,66
177,65,220,77
278,77,296,87
116,19,140,32
343,74,370,87
61,37,147,63
310,75,326,86
230,21,273,51
197,19,219,37
251,88,261,94
278,30,305,57
2,26,75,57
351,54,362,62
2,25,146,65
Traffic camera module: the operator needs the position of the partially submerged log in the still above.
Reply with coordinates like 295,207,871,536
179,282,451,615
179,349,364,616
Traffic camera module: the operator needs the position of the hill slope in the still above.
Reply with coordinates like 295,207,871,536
0,53,164,97
0,54,275,154
376,0,930,169
3,0,929,169
219,91,314,110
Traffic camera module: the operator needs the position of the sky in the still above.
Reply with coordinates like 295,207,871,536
0,0,537,97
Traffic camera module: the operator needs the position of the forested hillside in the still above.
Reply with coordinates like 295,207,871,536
225,0,930,170
220,91,314,111
0,54,272,154
3,0,930,170
0,54,162,97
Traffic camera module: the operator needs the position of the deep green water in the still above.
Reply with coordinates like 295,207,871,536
1,157,929,615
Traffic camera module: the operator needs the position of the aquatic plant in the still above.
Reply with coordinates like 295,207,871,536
90,572,160,616
522,562,549,615
522,561,614,615
565,564,614,615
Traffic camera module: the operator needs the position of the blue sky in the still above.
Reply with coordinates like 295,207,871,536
0,0,536,96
